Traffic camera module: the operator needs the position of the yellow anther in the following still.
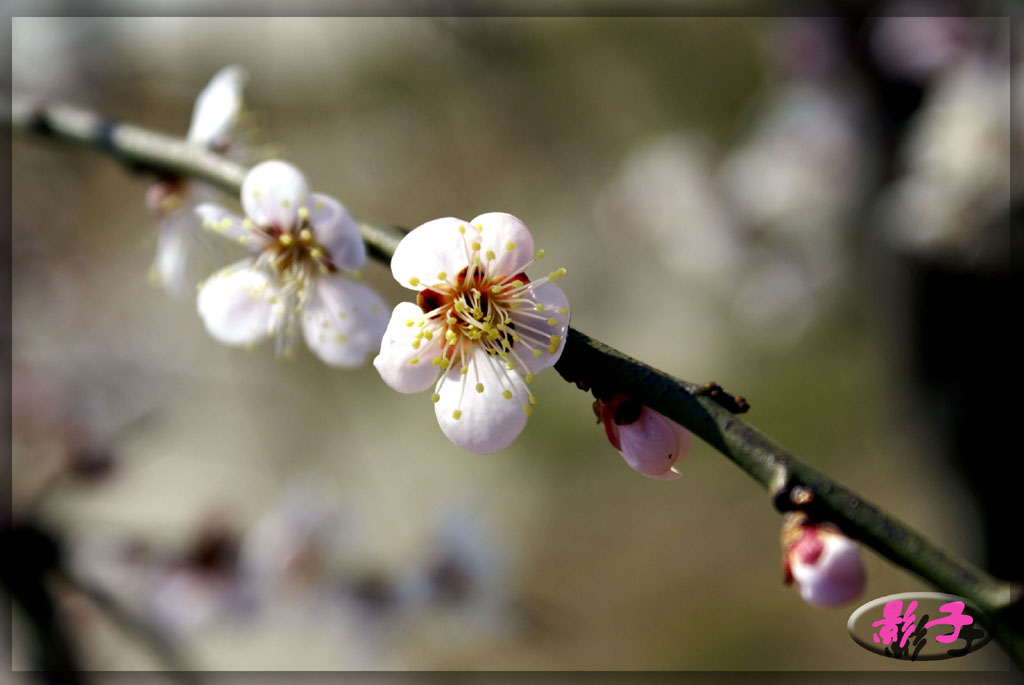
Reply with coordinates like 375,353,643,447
535,303,546,312
505,241,516,251
525,374,534,383
547,317,558,326
440,358,451,370
548,345,558,354
485,250,496,260
309,247,323,259
460,366,469,375
510,280,523,288
475,222,484,231
405,319,414,327
446,316,458,325
536,249,546,259
523,406,534,416
512,334,521,342
471,241,481,251
458,224,466,234
446,330,458,343
532,349,543,357
432,357,443,366
432,393,441,403
505,361,515,370
475,383,484,393
238,236,247,244
556,268,567,277
298,207,310,219
550,335,561,344
423,329,433,340
299,228,313,242
528,395,538,405
491,285,502,294
279,234,294,246
335,334,348,342
452,410,462,420
437,271,447,281
243,218,255,229
409,358,420,365
559,307,568,315
409,276,420,286
412,339,421,350
502,390,513,400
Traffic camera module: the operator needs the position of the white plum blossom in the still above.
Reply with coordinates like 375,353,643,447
374,213,569,453
594,393,690,480
783,514,866,609
196,160,388,367
147,65,248,295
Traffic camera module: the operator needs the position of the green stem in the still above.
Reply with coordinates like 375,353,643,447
10,94,1021,666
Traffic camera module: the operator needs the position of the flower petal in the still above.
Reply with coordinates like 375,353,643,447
373,302,443,393
304,193,366,271
187,65,248,148
150,212,195,297
509,281,570,374
473,212,535,277
434,346,529,453
197,260,281,346
195,203,268,251
390,217,473,290
302,275,389,367
616,407,689,479
241,160,309,230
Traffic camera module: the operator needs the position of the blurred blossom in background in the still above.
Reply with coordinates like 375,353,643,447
7,9,1017,674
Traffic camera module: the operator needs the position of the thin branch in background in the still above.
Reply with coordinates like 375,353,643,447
7,94,1022,667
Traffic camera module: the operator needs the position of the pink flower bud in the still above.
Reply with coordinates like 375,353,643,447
595,394,691,479
783,514,866,608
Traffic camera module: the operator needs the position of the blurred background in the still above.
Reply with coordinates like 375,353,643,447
6,7,1019,676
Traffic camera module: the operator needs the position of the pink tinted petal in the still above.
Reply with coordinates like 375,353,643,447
790,530,866,608
187,65,248,147
616,407,688,479
241,161,309,230
373,302,443,393
145,179,192,217
434,347,529,454
390,217,473,290
151,212,196,297
304,193,366,271
472,212,535,277
301,275,389,367
197,260,280,346
195,203,268,251
508,281,570,374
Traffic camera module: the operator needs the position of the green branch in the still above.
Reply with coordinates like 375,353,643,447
10,95,1021,665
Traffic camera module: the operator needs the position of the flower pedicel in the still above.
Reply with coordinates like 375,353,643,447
374,213,569,453
195,160,388,367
